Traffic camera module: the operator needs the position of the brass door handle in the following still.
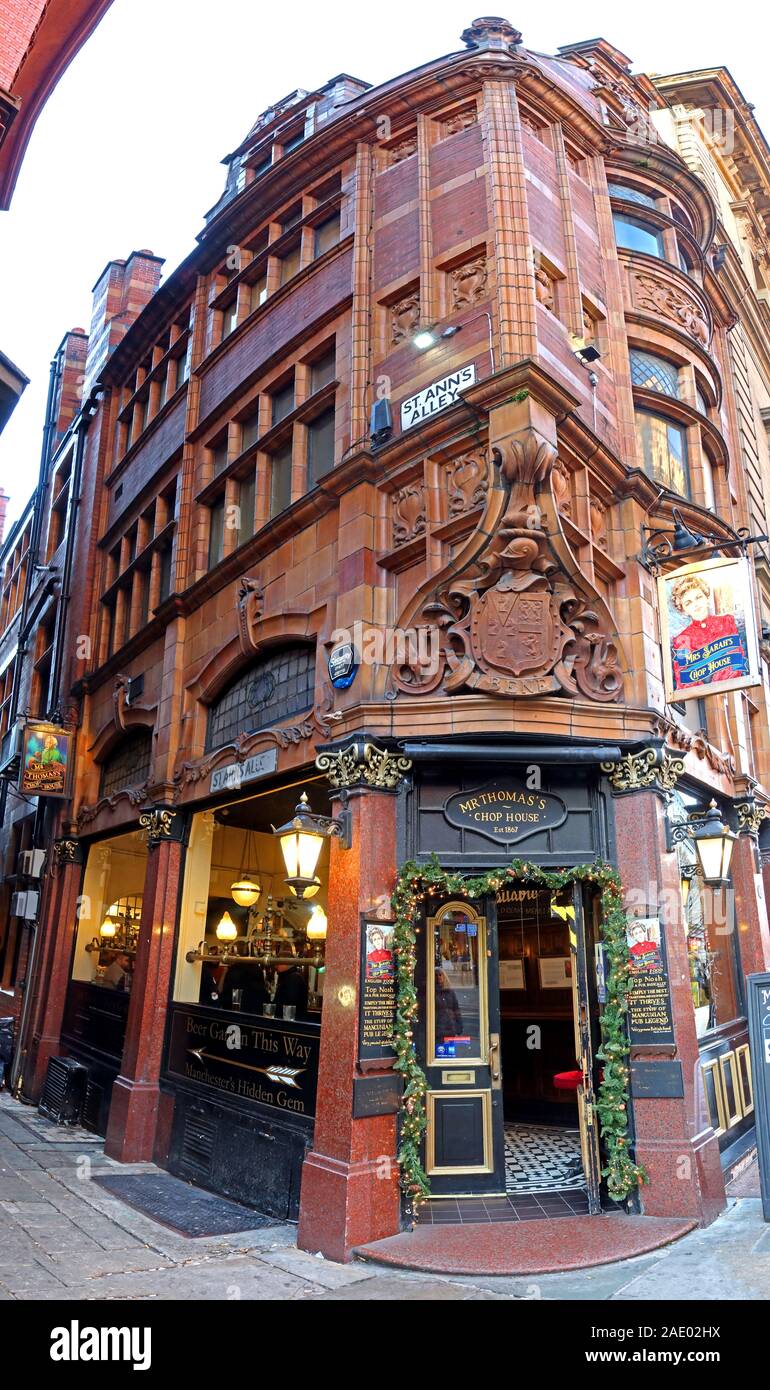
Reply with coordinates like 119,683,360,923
488,1035,500,1082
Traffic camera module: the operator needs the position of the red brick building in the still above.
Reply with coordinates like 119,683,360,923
0,0,115,208
3,18,770,1263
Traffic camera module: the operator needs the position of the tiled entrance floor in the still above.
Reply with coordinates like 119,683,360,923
417,1188,591,1224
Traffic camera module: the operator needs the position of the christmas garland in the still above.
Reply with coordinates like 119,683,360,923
391,855,648,1209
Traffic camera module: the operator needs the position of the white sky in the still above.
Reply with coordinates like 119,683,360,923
0,0,765,530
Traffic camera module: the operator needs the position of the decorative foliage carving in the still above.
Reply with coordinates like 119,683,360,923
534,264,555,312
447,449,489,516
600,747,685,792
633,272,710,347
390,290,420,346
236,576,266,656
76,783,151,828
316,740,413,791
139,808,175,841
393,430,623,702
589,496,608,551
441,107,477,137
53,839,80,865
392,482,426,546
735,800,768,835
551,459,572,517
450,254,488,309
388,135,417,165
651,715,734,778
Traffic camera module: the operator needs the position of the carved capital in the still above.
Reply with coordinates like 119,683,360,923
316,740,412,792
735,799,768,836
138,807,185,845
601,747,685,793
53,838,82,866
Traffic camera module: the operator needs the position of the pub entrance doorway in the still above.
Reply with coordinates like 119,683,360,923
420,881,603,1212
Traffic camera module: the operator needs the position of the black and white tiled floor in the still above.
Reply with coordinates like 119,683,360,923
504,1123,585,1194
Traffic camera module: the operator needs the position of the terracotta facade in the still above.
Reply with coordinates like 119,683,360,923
2,19,770,1260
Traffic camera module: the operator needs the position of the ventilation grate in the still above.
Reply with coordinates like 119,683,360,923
181,1109,216,1175
38,1057,87,1126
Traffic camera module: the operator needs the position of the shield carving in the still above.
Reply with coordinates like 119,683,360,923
471,587,558,677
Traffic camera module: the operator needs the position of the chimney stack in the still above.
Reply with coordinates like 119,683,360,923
82,249,164,399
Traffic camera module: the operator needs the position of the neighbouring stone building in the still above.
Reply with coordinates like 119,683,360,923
2,18,770,1264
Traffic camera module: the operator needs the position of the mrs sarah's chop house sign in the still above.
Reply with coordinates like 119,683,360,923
400,364,476,431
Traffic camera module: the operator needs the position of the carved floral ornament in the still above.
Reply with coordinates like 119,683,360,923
138,808,179,843
600,747,686,793
632,272,710,348
53,839,81,866
735,799,769,836
392,482,426,546
390,291,421,346
391,431,624,702
447,449,489,516
316,741,413,791
450,254,488,309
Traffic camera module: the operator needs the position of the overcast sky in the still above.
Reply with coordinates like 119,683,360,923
0,0,764,530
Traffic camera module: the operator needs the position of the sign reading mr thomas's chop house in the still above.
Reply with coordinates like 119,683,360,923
443,780,567,847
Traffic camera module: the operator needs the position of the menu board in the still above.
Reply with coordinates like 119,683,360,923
626,916,675,1046
359,916,397,1063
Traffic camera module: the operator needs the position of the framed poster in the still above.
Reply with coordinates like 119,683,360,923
538,956,572,989
19,721,74,798
626,916,675,1046
358,917,397,1064
499,958,526,990
657,555,760,702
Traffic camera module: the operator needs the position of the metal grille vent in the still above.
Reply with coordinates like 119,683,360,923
39,1057,87,1126
181,1110,216,1174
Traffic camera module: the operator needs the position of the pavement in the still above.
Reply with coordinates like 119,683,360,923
1,1090,769,1301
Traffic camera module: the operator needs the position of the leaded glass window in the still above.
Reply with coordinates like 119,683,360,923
99,733,153,798
205,645,315,752
607,182,657,209
629,349,679,398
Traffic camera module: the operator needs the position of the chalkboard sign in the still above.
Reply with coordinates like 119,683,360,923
626,916,675,1047
359,915,397,1064
747,972,770,1222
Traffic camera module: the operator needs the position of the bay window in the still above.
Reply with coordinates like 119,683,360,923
635,410,690,497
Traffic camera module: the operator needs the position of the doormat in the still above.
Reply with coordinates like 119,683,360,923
504,1123,585,1193
93,1173,276,1237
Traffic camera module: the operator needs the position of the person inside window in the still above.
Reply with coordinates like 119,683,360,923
273,943,308,1020
101,951,131,990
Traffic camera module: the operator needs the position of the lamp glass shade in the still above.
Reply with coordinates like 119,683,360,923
306,905,328,941
693,803,735,884
215,911,238,942
280,826,324,883
99,917,117,938
286,878,321,900
231,876,261,908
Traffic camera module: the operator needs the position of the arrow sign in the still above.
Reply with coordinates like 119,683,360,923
188,1047,304,1088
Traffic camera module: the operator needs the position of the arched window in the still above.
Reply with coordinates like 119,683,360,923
629,349,679,398
205,644,315,752
634,410,690,497
99,732,153,798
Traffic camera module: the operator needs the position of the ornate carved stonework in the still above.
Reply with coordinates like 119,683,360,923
53,839,81,866
76,783,151,828
315,741,413,791
651,716,734,778
237,576,266,656
392,482,426,546
139,807,179,843
551,459,572,516
447,449,489,516
388,135,418,166
589,496,608,551
392,430,623,702
735,800,768,835
534,265,555,312
390,290,420,346
441,107,477,138
450,254,488,309
461,16,522,50
600,747,685,793
633,272,710,347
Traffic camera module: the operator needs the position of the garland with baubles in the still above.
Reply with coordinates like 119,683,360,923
391,855,648,1211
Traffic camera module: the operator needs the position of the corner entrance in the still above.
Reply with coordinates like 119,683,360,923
421,883,602,1213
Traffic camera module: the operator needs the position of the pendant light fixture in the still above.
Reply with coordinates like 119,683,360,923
215,910,239,942
231,826,261,909
306,904,328,941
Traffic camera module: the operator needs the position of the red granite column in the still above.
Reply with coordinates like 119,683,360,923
105,823,183,1162
614,789,726,1226
731,832,770,977
297,786,401,1261
25,843,84,1099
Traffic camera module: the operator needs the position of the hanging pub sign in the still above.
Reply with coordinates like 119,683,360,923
358,915,397,1064
746,972,770,1222
442,780,567,848
18,721,74,798
400,364,476,432
625,916,675,1046
657,555,761,702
